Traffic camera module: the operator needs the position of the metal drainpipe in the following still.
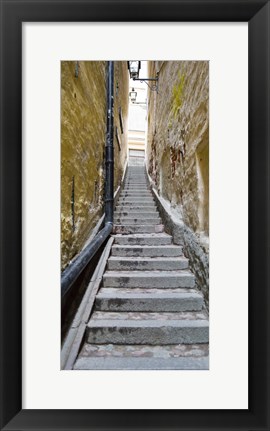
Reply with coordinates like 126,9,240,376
105,61,114,226
61,61,114,299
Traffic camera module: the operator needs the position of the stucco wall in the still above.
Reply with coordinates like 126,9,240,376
61,61,129,270
146,61,209,303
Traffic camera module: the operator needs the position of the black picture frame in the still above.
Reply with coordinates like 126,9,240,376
0,0,269,430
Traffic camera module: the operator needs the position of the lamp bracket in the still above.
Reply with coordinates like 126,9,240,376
132,74,159,92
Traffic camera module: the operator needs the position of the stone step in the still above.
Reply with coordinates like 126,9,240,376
118,200,155,204
107,256,189,271
74,354,209,370
117,199,154,204
98,287,197,293
120,195,151,199
120,192,153,197
117,201,154,206
125,180,147,182
95,289,204,312
118,193,152,197
124,185,149,189
113,224,164,234
114,213,160,220
117,201,155,206
111,244,182,257
92,310,207,320
125,179,148,181
123,190,150,194
76,342,208,359
86,313,209,345
113,233,172,246
74,356,209,370
103,270,195,288
115,206,157,212
119,193,152,196
115,205,157,211
124,181,149,189
120,190,151,194
114,211,159,218
124,179,147,184
114,217,161,225
121,188,151,192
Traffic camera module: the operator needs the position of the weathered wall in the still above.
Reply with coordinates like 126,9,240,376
113,62,129,189
61,61,129,270
146,61,209,304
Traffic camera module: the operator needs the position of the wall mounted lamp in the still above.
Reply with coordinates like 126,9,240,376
129,87,137,102
127,60,159,92
128,89,147,109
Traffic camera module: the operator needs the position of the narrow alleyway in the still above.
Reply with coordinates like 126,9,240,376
61,60,210,370
73,164,209,370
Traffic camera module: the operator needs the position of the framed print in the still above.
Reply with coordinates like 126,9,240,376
0,0,269,430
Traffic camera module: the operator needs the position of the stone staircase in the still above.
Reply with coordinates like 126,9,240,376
74,165,209,369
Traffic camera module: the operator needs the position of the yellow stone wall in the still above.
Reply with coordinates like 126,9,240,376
147,61,209,236
113,62,129,189
146,61,209,302
61,61,129,270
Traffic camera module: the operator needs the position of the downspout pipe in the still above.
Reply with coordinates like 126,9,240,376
104,61,114,226
61,61,114,299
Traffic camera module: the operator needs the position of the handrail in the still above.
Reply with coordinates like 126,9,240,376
61,61,114,299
